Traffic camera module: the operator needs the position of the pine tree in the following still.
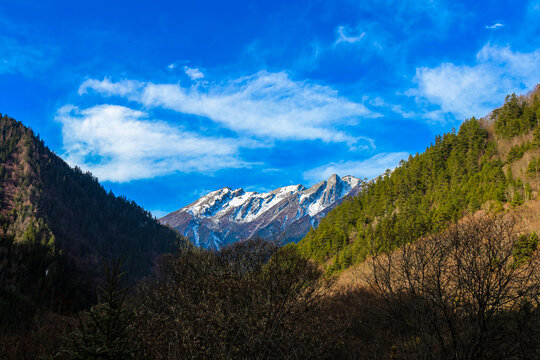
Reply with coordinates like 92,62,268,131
64,258,138,360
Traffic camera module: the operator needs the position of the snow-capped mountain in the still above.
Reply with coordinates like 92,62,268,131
159,174,364,249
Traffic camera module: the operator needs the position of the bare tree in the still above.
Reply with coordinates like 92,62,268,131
368,215,540,360
130,239,347,360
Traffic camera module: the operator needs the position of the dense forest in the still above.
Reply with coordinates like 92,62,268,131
296,86,540,273
0,115,185,322
3,215,538,360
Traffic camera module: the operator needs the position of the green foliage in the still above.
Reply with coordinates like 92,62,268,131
493,93,539,138
511,190,524,207
0,114,186,312
0,231,60,330
525,182,533,201
507,142,532,163
297,88,540,273
507,169,530,207
64,258,138,360
297,118,512,272
527,157,540,177
513,231,539,265
494,94,523,137
534,126,540,147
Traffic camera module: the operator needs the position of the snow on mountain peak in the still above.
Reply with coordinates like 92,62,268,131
161,174,364,249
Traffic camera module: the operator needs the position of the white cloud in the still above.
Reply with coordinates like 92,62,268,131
78,77,141,96
369,96,418,119
485,23,504,30
78,71,379,146
303,152,409,183
0,37,51,75
335,25,366,45
408,44,540,121
168,63,176,70
55,104,246,182
184,66,204,80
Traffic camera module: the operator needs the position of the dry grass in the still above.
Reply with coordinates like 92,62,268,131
333,202,540,292
508,195,540,233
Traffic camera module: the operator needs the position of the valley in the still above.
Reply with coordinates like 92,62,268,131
1,75,539,360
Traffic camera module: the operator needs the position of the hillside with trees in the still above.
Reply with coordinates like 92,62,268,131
0,114,185,319
4,214,537,360
0,88,538,360
296,86,540,274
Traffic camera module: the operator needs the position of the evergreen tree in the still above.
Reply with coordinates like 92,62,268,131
296,89,540,274
64,258,138,360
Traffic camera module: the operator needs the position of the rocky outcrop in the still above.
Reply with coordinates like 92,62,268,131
160,174,363,249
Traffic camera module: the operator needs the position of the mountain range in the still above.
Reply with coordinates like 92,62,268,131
160,174,364,249
1,86,539,315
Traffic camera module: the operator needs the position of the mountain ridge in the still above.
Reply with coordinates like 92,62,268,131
160,174,364,249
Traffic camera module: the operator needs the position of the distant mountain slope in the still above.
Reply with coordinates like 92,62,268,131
160,174,364,249
0,114,184,311
296,86,540,274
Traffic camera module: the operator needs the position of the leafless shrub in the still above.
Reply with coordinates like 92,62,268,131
368,214,540,360
131,239,346,360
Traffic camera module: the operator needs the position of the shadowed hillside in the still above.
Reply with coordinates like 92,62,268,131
0,114,185,316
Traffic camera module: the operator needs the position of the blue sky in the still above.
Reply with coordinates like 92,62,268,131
1,0,540,217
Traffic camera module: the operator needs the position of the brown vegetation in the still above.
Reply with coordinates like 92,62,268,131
2,214,537,360
130,239,347,360
367,214,539,360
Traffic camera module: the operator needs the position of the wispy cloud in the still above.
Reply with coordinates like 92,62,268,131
78,77,140,96
56,104,246,182
79,71,379,146
184,66,204,80
303,152,409,183
353,0,459,37
0,37,52,75
369,96,418,119
485,23,504,30
408,44,540,121
327,0,462,67
335,25,366,45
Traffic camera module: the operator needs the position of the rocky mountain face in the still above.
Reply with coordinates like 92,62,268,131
160,174,364,249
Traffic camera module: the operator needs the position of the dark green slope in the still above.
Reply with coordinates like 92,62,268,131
297,86,540,273
0,114,184,315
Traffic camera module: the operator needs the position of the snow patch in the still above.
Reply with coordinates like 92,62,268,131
174,175,363,248
184,222,200,247
307,199,327,216
210,232,222,249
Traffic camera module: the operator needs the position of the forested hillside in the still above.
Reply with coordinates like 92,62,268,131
297,86,540,273
1,93,538,360
0,115,184,317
